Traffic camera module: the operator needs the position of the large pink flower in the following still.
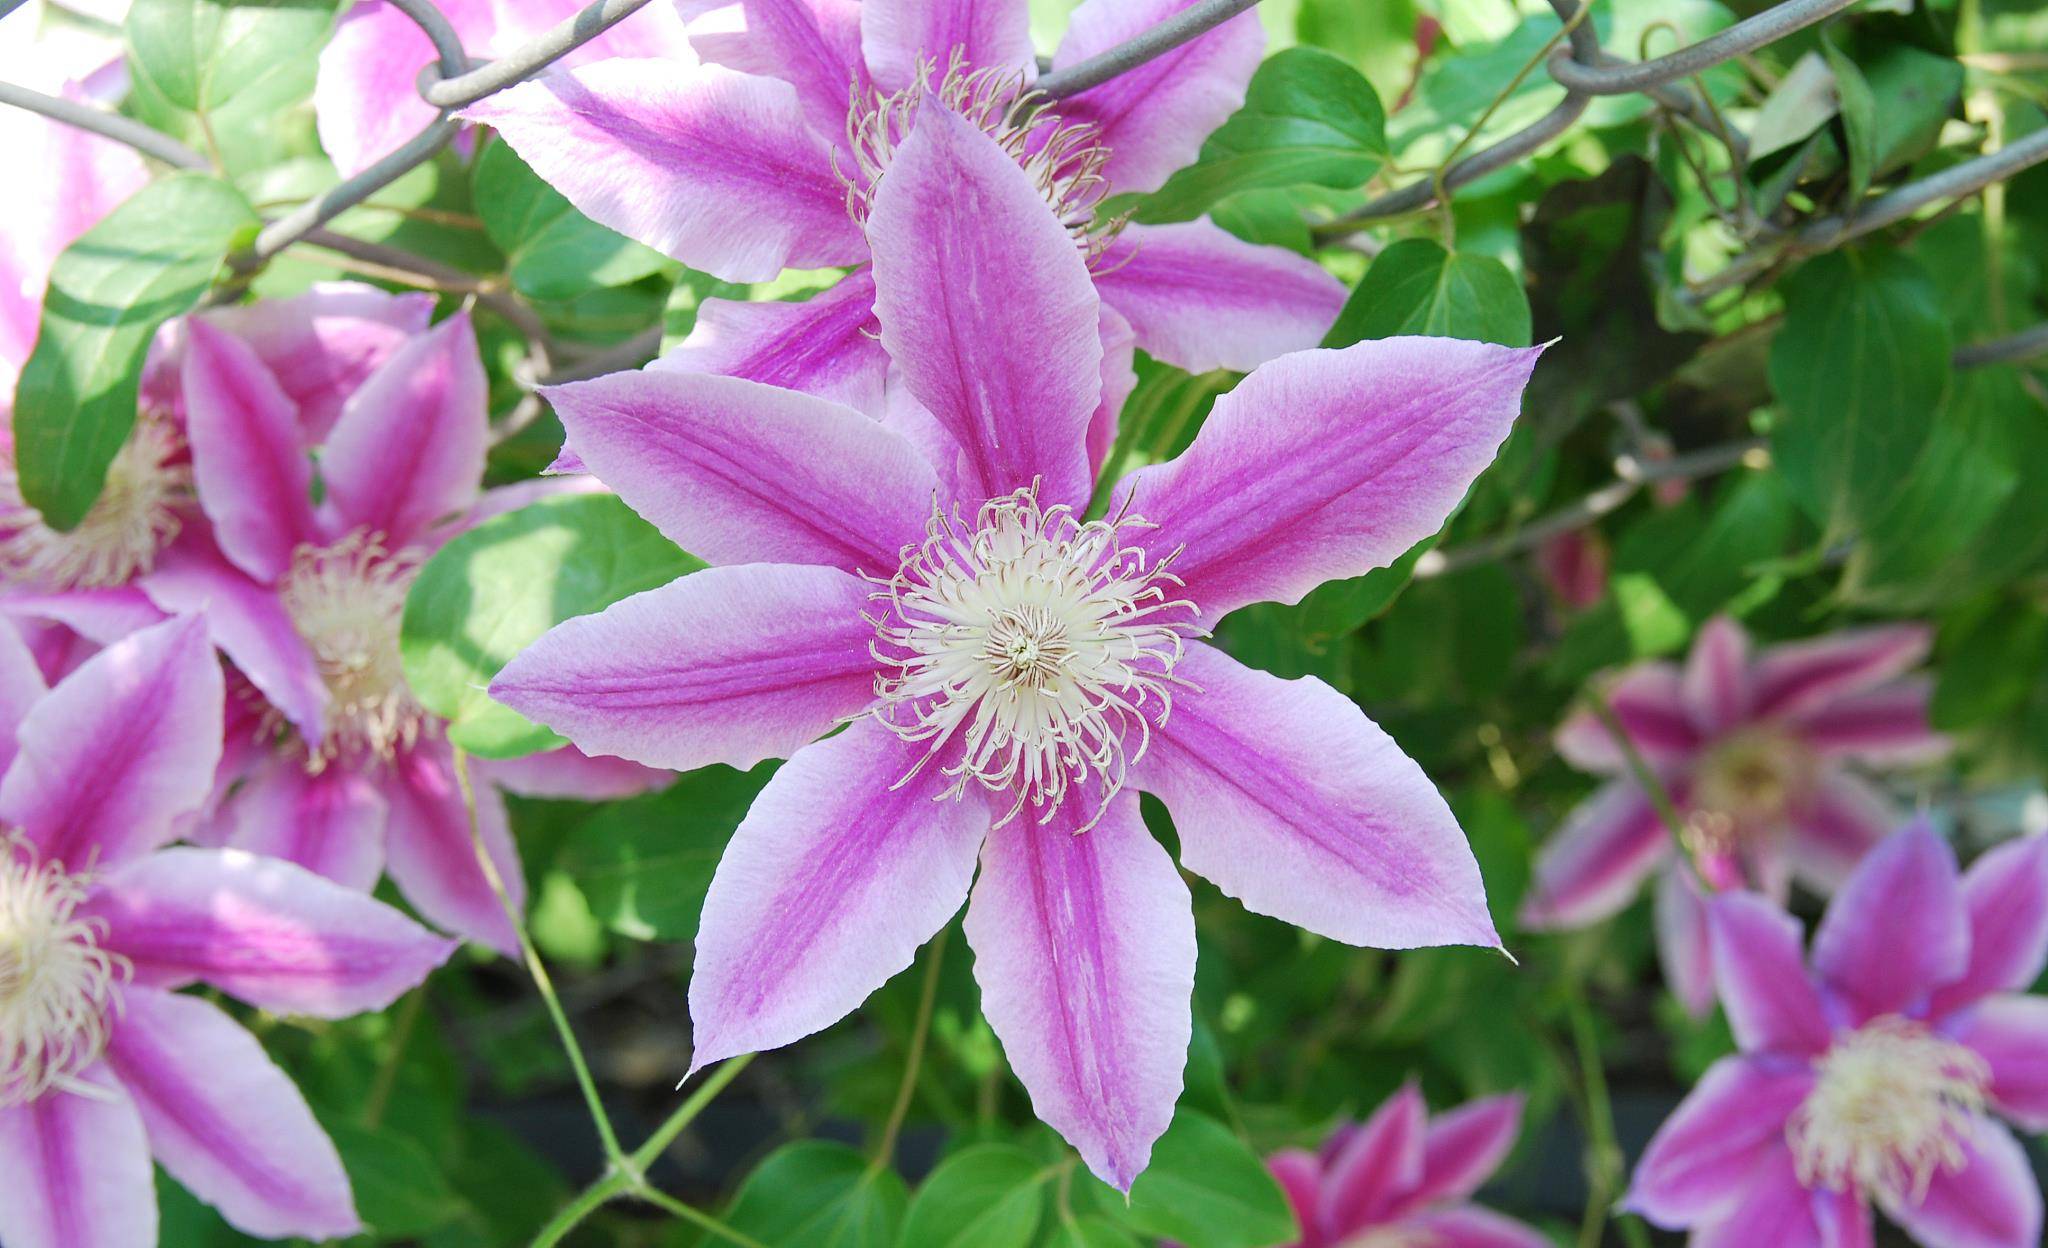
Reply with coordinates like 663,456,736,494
489,100,1541,1188
1266,1086,1547,1248
1522,614,1948,1011
0,614,456,1248
1628,823,2048,1248
460,0,1344,416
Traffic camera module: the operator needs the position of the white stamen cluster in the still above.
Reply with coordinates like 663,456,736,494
0,414,187,590
841,51,1125,266
869,488,1197,831
280,530,428,768
0,834,127,1107
1788,1016,1989,1207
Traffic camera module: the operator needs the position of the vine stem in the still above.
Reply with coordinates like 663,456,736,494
1583,691,1688,844
1566,999,1651,1248
871,927,950,1172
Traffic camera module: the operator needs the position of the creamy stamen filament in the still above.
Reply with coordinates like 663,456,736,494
0,834,128,1107
1788,1016,1989,1207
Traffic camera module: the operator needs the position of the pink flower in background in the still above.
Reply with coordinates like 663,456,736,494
0,615,455,1248
1266,1086,1547,1248
1534,526,1607,612
489,100,1540,1188
1521,615,1947,1012
461,0,1343,423
1628,823,2048,1248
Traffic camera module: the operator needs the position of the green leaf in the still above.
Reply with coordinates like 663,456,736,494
1766,247,1951,537
1138,47,1386,223
472,140,669,301
721,1141,908,1248
125,0,333,115
399,491,704,757
324,1118,465,1239
557,763,772,941
1821,30,1876,205
1324,238,1533,347
12,172,258,529
1041,1217,1143,1248
1932,601,2048,732
1077,1110,1296,1248
898,1145,1050,1248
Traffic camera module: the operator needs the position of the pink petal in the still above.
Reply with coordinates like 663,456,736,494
1930,836,2048,1016
315,0,463,177
200,283,435,444
181,319,320,582
379,739,525,957
866,99,1103,510
0,587,167,651
1518,781,1672,930
104,987,358,1240
1687,1145,1826,1248
1750,624,1933,720
491,564,880,772
860,0,1033,92
319,311,487,549
1707,892,1830,1056
1811,821,1966,1019
1112,339,1540,620
1401,1094,1524,1212
1092,221,1344,374
1813,1188,1874,1248
540,369,937,571
475,745,673,801
1318,1083,1425,1234
688,0,866,144
0,1068,155,1248
1790,677,1948,765
1051,0,1262,196
688,718,989,1073
0,615,222,871
492,0,696,60
460,61,864,282
1886,1117,2043,1248
1682,615,1753,734
221,757,388,891
1655,862,1719,1016
1625,1056,1815,1225
1138,641,1498,949
1395,1207,1554,1248
1552,663,1700,774
963,791,1194,1191
1785,769,1898,895
651,269,887,416
0,618,50,777
1953,995,2048,1132
1267,1150,1325,1248
1088,303,1138,481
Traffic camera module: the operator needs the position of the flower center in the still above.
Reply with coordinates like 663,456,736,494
842,52,1124,266
869,488,1198,830
279,531,428,767
0,834,127,1107
1681,725,1815,879
1788,1016,1989,1207
0,413,187,590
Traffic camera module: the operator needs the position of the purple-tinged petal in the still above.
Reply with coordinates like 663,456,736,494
1518,781,1672,930
1266,1150,1325,1248
1092,221,1345,374
0,586,168,649
1138,641,1498,949
1113,339,1539,620
1683,615,1753,734
104,987,359,1240
1687,1145,1826,1248
1395,1207,1553,1248
379,738,524,956
964,791,1193,1192
1952,995,2048,1132
689,0,866,144
1707,892,1830,1055
319,311,487,549
860,0,1033,92
0,618,49,777
315,0,478,177
1401,1094,1524,1212
0,1067,155,1248
1051,0,1261,196
87,846,453,1015
492,0,696,60
651,269,887,416
1625,1055,1816,1225
1553,663,1700,774
542,370,939,571
1812,1189,1874,1248
1088,304,1137,482
688,718,989,1073
867,100,1102,509
461,62,864,283
1930,836,2048,1017
1886,1117,2043,1248
1318,1083,1425,1234
1656,862,1719,1016
199,283,435,443
220,757,387,891
475,745,673,801
0,615,222,871
1791,677,1947,765
1751,624,1932,720
1811,821,1966,1020
181,319,319,582
1785,769,1898,896
492,564,880,772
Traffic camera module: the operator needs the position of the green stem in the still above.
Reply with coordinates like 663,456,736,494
530,1170,631,1248
1584,690,1689,844
630,1054,754,1174
636,1188,772,1248
871,927,949,1172
1567,999,1651,1248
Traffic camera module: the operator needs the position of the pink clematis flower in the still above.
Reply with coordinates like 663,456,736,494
459,0,1345,419
1265,1086,1547,1248
0,614,457,1248
1628,822,2048,1248
1521,615,1948,1012
488,100,1541,1188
